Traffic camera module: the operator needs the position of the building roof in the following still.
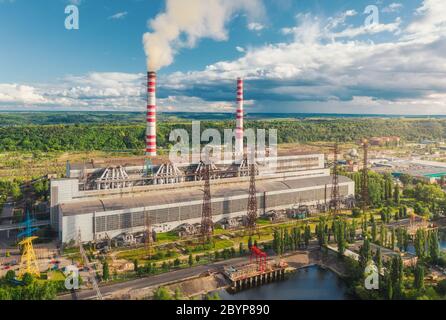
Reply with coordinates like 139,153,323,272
60,175,352,216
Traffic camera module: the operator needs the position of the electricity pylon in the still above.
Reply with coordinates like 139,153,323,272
18,211,40,278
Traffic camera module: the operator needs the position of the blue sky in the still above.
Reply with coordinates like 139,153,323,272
0,0,445,114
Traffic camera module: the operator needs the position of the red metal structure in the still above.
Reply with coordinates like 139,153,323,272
250,246,267,272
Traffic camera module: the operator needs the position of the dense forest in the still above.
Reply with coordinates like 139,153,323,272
0,113,445,152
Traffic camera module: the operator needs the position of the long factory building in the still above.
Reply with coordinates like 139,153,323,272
50,153,355,244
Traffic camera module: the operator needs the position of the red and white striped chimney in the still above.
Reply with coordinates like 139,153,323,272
235,78,244,155
146,72,157,156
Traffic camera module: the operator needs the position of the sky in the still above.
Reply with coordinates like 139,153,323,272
0,0,445,114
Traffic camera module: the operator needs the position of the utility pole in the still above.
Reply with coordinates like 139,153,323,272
246,157,258,234
330,143,340,215
200,163,213,244
145,212,153,260
361,138,370,213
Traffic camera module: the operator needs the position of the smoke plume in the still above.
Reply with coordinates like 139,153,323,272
143,0,264,71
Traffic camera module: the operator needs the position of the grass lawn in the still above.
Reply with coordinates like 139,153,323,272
47,270,66,281
156,231,180,243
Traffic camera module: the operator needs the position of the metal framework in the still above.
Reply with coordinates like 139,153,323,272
96,166,131,190
153,162,184,184
18,211,40,278
200,163,214,243
78,230,103,300
329,143,341,215
250,245,267,272
145,212,153,260
361,139,370,212
246,160,258,233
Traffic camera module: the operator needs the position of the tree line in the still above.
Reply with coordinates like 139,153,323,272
1,118,446,152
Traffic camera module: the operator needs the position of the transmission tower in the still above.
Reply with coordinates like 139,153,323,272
329,143,340,215
361,139,370,213
200,163,213,244
18,210,40,278
145,212,153,260
246,159,258,234
78,230,103,300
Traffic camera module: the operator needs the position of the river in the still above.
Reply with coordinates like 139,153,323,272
218,265,350,300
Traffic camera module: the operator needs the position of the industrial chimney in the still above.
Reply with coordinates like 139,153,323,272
146,72,157,156
235,78,244,155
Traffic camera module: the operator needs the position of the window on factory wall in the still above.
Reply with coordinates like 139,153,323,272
180,205,192,220
106,215,119,231
132,211,145,227
120,212,132,229
156,208,169,223
212,201,223,216
95,216,106,233
168,207,180,221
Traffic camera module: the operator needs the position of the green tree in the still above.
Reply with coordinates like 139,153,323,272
239,242,244,255
304,225,311,248
371,219,377,243
414,263,425,291
248,236,253,251
174,287,184,300
393,184,400,205
22,273,34,286
153,286,172,300
204,292,221,300
102,261,110,281
375,247,382,273
133,259,139,272
429,229,440,263
5,270,16,281
188,254,193,267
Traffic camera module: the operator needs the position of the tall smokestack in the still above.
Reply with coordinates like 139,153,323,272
235,78,244,155
146,72,157,156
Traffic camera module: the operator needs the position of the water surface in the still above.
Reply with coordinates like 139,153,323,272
219,265,350,300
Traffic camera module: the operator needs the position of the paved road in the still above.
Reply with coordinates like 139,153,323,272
0,198,14,247
0,220,50,232
58,255,254,300
59,245,321,300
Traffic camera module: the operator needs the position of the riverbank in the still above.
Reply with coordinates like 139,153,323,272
142,247,351,300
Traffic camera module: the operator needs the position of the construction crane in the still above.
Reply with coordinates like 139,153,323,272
361,138,370,213
78,230,103,300
200,163,214,244
17,210,40,278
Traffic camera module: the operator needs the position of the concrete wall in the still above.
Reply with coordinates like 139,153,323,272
61,180,354,244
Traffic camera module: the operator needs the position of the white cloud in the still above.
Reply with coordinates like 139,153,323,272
108,11,128,20
0,84,48,105
383,3,403,13
142,0,265,71
405,0,446,40
247,22,265,31
236,46,245,53
0,73,146,111
328,17,402,39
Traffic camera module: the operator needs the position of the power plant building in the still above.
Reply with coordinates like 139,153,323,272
50,154,355,245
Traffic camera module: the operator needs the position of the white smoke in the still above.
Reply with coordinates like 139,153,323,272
142,0,264,71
